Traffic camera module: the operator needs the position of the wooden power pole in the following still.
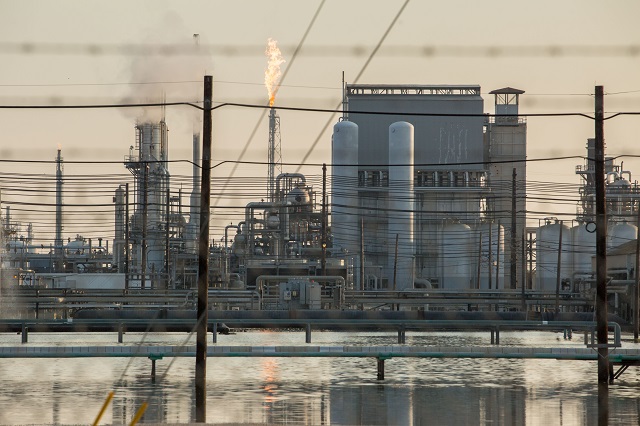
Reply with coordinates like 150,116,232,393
635,202,640,342
196,75,213,422
511,167,517,289
594,85,609,385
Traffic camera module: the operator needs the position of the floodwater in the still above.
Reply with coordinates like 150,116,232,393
0,330,639,425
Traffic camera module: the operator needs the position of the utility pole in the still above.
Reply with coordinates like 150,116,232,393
360,217,365,291
555,220,563,314
55,148,64,273
496,222,501,291
477,232,482,289
141,164,148,289
125,183,129,289
528,231,533,291
196,75,212,423
521,228,526,311
511,168,517,289
496,221,501,312
393,234,399,290
165,187,170,290
321,163,327,276
488,223,493,291
594,85,609,385
635,201,640,342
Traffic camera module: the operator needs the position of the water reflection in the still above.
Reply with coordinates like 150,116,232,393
261,358,279,409
598,383,609,426
51,379,62,425
0,331,639,424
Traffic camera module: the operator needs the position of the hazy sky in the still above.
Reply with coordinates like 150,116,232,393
1,0,639,242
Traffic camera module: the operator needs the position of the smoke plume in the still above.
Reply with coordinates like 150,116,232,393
121,15,213,124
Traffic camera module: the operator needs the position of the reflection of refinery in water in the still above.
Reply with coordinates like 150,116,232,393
2,82,640,311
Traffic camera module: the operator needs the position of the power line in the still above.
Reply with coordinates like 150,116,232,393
2,42,639,58
211,0,327,210
2,97,640,120
0,79,341,91
295,0,411,172
4,79,638,97
0,99,610,119
0,155,593,168
0,101,201,110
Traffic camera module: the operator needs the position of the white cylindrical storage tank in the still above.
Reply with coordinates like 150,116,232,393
388,122,414,290
475,223,505,290
536,220,572,292
608,221,637,250
331,120,359,256
572,223,596,275
442,223,473,290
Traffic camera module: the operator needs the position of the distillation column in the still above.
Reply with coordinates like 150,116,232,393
127,121,170,288
388,122,414,290
331,120,359,255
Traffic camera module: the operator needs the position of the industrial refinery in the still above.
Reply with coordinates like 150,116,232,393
1,83,639,317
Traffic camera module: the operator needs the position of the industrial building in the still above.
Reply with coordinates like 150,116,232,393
332,84,527,291
535,140,640,294
2,81,639,317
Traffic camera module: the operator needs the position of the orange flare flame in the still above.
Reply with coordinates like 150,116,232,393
264,38,285,107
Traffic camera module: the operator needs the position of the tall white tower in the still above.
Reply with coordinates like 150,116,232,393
388,122,414,290
331,120,359,254
486,87,527,289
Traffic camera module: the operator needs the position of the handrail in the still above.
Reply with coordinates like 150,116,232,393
0,318,622,345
